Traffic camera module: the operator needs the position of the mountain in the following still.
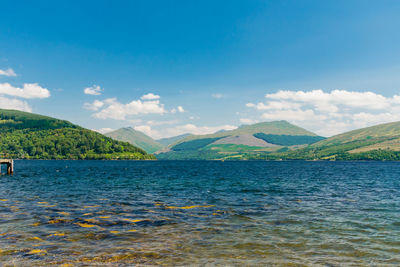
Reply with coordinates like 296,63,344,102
157,133,192,147
265,121,400,161
0,109,154,160
105,127,163,153
157,121,325,160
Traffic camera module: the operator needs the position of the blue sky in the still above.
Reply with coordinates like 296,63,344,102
1,0,400,138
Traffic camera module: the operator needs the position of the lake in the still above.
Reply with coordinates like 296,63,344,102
0,160,399,266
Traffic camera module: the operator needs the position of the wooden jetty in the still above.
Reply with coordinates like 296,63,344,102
0,159,13,174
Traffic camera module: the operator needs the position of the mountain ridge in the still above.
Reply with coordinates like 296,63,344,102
157,120,325,160
170,120,318,146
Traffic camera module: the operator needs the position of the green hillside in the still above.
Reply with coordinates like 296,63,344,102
0,109,155,160
262,121,400,161
157,121,324,160
105,127,163,153
157,133,192,146
312,121,400,147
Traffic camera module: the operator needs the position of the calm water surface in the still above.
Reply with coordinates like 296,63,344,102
0,160,399,266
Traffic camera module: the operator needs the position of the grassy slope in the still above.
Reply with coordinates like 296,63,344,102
105,127,164,153
0,109,154,160
265,121,400,160
349,138,400,153
312,121,400,147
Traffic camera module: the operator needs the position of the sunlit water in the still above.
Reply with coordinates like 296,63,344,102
0,160,399,266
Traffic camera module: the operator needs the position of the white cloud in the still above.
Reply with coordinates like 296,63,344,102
171,106,185,113
134,125,160,138
0,71,49,112
212,93,224,99
239,118,259,124
84,85,103,95
0,78,50,112
0,83,50,99
83,100,104,111
0,68,16,77
0,96,31,112
141,93,160,100
88,93,185,124
94,128,115,134
93,97,166,120
247,89,400,136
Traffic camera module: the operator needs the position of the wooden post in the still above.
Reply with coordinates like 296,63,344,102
0,159,13,175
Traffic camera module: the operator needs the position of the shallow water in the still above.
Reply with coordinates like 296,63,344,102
0,160,399,266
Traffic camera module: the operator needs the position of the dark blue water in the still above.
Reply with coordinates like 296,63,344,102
0,160,399,265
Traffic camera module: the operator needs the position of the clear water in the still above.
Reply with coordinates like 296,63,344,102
0,160,399,266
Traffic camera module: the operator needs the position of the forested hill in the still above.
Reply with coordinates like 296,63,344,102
0,109,155,160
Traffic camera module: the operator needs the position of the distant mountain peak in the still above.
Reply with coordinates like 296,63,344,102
105,127,163,154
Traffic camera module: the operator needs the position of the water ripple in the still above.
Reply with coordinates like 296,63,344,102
0,160,399,266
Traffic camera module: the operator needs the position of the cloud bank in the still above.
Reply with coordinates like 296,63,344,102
86,92,187,122
247,89,400,136
89,94,167,120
